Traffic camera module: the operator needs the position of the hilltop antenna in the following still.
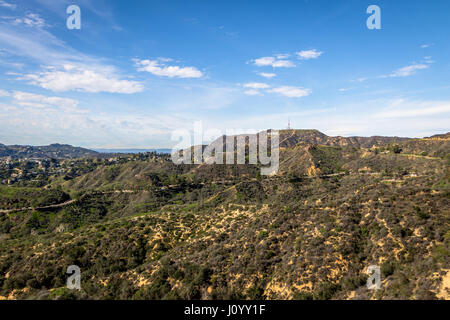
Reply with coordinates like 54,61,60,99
287,118,291,130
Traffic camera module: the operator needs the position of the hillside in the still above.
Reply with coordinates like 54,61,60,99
94,148,172,154
0,144,99,159
206,129,411,150
0,130,448,300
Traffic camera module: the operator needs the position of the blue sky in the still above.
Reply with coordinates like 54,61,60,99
0,0,449,148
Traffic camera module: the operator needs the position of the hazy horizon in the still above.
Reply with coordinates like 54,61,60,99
1,0,449,148
1,127,448,150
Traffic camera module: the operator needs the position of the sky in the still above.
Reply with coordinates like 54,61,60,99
0,0,449,148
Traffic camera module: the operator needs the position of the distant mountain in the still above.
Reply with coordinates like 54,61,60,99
179,129,412,158
0,143,99,159
429,132,450,139
2,130,447,160
207,129,412,150
176,129,448,176
94,148,172,154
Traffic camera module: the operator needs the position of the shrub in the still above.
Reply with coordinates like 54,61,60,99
381,260,396,277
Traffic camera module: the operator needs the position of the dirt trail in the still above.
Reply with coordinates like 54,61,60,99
0,199,76,214
0,170,420,214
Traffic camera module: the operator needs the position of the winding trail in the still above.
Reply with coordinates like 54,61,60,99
0,199,76,214
0,170,424,214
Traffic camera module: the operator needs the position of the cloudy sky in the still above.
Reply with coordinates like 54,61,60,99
0,0,449,148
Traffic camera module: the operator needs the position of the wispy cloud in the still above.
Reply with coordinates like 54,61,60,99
0,22,144,94
373,100,450,118
0,25,83,64
10,13,46,28
299,99,450,138
385,63,429,78
351,77,368,83
420,43,433,48
268,86,311,98
243,82,270,89
0,0,16,9
351,59,432,83
242,83,269,96
241,82,311,98
296,49,323,60
275,53,290,59
243,89,261,96
253,49,322,68
253,56,295,68
12,91,86,113
212,25,239,39
258,72,276,79
135,58,203,78
0,90,201,147
0,89,10,97
424,56,434,64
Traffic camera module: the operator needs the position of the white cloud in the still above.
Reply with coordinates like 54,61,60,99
21,65,144,94
241,82,311,99
0,103,16,113
243,82,270,89
12,91,85,113
288,99,450,138
424,56,434,64
244,89,262,96
12,13,46,28
0,25,81,65
351,77,367,83
420,43,433,48
268,86,311,98
0,1,16,9
373,101,450,118
258,72,276,78
387,63,429,77
271,60,294,68
0,92,199,147
275,54,290,59
0,89,10,97
0,22,143,94
135,58,203,78
253,56,295,68
254,49,322,68
156,57,173,63
296,49,323,60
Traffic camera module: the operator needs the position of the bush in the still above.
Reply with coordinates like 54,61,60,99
293,291,313,300
246,284,265,299
313,282,340,300
381,260,396,277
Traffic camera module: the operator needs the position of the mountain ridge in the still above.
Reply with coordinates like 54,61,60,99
2,129,448,160
0,143,99,159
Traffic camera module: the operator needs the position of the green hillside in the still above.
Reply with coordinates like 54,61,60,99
0,131,448,300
